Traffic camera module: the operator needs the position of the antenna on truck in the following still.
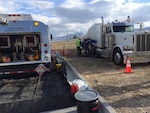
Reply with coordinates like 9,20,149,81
101,16,104,25
127,16,131,22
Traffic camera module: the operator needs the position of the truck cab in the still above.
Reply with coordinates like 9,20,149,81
104,22,135,65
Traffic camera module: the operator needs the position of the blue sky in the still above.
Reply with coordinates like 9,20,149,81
0,0,150,37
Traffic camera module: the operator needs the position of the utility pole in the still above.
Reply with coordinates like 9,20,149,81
67,28,68,41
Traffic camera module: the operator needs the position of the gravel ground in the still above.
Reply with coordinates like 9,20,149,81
66,55,150,113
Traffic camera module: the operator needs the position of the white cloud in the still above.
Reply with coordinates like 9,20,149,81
89,0,100,4
61,0,85,8
32,14,62,25
29,1,54,9
0,0,150,37
0,1,22,13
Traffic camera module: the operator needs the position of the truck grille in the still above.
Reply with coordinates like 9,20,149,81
136,33,150,52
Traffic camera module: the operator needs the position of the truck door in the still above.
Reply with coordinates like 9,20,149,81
105,27,115,47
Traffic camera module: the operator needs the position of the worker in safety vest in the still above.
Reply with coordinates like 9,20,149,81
76,38,81,56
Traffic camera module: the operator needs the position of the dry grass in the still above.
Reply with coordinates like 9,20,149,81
50,40,76,50
50,40,77,56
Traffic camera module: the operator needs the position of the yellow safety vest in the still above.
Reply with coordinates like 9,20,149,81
76,39,80,47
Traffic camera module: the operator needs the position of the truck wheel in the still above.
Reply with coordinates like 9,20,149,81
113,49,123,65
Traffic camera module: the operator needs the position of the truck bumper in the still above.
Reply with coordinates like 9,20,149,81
0,63,51,78
124,51,150,64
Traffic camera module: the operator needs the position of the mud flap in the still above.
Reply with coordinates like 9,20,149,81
51,56,57,71
123,55,127,64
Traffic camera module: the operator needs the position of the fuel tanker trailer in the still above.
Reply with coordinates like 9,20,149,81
81,16,150,65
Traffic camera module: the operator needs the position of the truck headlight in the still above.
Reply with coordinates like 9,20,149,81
123,45,133,50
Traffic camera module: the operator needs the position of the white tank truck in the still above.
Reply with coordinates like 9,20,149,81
0,14,61,78
81,16,150,65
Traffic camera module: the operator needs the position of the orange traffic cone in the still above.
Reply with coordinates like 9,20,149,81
64,49,70,56
124,57,132,74
54,47,56,53
62,47,65,56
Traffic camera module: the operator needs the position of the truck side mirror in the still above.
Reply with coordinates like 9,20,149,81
50,34,53,40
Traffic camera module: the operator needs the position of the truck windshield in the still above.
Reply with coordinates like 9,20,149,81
113,25,134,32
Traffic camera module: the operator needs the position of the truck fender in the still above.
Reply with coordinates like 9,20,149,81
112,45,124,53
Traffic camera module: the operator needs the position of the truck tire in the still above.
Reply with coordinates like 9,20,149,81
113,48,123,65
84,43,90,56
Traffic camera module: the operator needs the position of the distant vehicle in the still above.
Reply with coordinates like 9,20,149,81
0,14,53,77
81,16,150,65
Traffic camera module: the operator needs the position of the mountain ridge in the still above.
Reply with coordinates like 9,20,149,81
53,32,83,41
